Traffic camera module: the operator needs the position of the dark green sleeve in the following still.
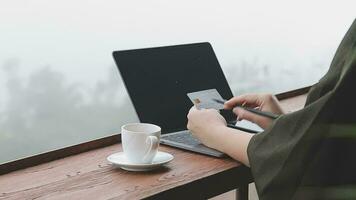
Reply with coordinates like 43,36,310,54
247,20,356,200
247,91,331,199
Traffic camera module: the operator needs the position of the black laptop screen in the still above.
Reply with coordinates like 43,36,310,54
113,42,233,134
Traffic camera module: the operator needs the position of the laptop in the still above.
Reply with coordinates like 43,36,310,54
113,42,261,157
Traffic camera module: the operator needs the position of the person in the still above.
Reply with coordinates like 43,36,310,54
187,19,356,200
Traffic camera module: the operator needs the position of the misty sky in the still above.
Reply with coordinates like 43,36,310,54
0,0,355,163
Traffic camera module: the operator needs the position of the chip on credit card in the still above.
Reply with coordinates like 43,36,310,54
187,89,225,110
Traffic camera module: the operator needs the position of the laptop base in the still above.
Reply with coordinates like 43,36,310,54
160,130,225,157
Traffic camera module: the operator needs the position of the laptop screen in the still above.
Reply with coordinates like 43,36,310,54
113,42,234,134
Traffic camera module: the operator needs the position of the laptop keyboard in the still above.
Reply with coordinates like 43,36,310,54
161,130,201,146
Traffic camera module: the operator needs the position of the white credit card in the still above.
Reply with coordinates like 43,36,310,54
187,89,225,110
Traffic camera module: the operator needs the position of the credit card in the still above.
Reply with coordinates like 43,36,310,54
187,89,225,110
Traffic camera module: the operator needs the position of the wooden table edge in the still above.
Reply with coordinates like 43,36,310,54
142,165,253,200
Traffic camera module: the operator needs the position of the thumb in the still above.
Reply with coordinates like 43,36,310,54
233,107,271,129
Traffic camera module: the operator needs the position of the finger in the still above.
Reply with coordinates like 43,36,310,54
187,106,197,118
236,114,240,121
232,107,268,127
224,94,261,109
206,108,218,113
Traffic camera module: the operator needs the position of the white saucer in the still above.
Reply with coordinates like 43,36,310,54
107,151,174,171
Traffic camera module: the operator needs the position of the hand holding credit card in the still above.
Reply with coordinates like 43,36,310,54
186,89,225,110
187,89,279,119
186,89,264,133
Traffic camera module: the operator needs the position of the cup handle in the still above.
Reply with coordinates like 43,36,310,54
143,136,159,161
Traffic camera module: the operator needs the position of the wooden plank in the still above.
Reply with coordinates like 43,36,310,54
0,145,251,200
276,86,310,100
0,135,119,175
280,94,307,113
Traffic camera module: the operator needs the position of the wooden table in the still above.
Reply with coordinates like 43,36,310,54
0,93,307,200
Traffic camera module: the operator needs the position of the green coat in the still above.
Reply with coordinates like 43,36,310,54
248,19,356,200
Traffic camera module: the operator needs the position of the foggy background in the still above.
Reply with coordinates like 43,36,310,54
0,0,355,163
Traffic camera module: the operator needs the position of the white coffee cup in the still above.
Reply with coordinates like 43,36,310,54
121,123,160,164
